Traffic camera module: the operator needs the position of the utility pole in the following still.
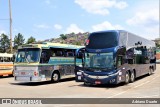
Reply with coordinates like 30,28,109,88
9,0,13,53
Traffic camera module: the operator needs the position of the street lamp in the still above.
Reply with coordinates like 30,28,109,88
9,0,13,53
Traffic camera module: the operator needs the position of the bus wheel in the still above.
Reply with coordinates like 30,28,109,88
130,71,135,83
51,72,60,82
151,67,154,74
148,69,152,76
125,71,130,84
84,82,91,86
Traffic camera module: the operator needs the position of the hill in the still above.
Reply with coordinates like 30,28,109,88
37,32,90,45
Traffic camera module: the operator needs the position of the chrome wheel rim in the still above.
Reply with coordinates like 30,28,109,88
149,69,151,75
53,73,59,81
126,73,129,83
130,73,134,82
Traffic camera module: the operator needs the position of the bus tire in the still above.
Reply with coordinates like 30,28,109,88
51,71,60,83
125,71,130,84
130,71,135,83
148,69,152,76
84,82,91,86
151,66,154,73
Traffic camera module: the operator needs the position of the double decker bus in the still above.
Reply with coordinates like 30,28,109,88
75,30,156,85
0,53,14,77
14,42,83,82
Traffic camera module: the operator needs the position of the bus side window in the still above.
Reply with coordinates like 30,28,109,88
40,50,51,63
4,57,7,62
117,56,122,67
0,57,3,62
126,48,134,64
56,51,63,56
66,52,74,57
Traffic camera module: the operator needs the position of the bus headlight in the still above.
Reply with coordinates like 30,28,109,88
108,70,121,76
77,72,82,75
77,70,83,75
14,72,18,75
118,71,122,75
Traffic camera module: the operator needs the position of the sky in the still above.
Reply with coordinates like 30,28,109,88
0,0,159,41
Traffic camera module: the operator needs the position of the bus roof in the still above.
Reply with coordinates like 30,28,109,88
18,42,84,50
89,30,155,49
118,30,155,49
0,53,13,57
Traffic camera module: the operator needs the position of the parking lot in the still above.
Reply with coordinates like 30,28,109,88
0,65,160,107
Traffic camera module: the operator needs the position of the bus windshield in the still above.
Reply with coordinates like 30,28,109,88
86,32,118,49
15,48,40,63
84,52,114,70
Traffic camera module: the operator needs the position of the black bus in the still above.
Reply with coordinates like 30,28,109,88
75,30,156,85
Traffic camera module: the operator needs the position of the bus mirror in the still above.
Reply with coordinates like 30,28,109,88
77,52,83,59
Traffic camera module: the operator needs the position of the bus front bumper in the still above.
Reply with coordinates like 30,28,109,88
83,73,119,85
14,76,47,82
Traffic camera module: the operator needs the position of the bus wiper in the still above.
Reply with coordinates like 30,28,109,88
25,56,30,64
24,53,30,64
100,68,108,70
100,67,114,71
85,67,95,71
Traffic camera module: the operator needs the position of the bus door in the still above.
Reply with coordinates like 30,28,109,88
75,48,85,82
64,49,75,76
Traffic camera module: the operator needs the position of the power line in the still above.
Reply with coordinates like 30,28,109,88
0,19,9,20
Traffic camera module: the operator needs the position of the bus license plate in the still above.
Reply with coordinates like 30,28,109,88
95,81,101,84
21,72,25,75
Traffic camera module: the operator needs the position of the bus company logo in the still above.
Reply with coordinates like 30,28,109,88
1,99,42,105
96,76,99,79
96,49,101,52
2,99,11,104
94,70,101,72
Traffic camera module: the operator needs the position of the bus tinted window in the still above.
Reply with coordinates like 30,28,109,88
56,51,63,56
15,48,40,63
86,32,118,49
0,57,3,62
40,49,51,63
65,49,75,57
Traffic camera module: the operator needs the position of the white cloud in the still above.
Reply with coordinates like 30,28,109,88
126,9,159,39
114,1,128,9
54,24,62,30
92,21,124,31
66,24,84,33
127,9,159,26
35,24,50,29
75,0,128,15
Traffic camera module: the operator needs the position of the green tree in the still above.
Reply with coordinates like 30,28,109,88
71,32,75,35
14,33,25,49
60,34,67,40
26,36,36,44
0,33,10,53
